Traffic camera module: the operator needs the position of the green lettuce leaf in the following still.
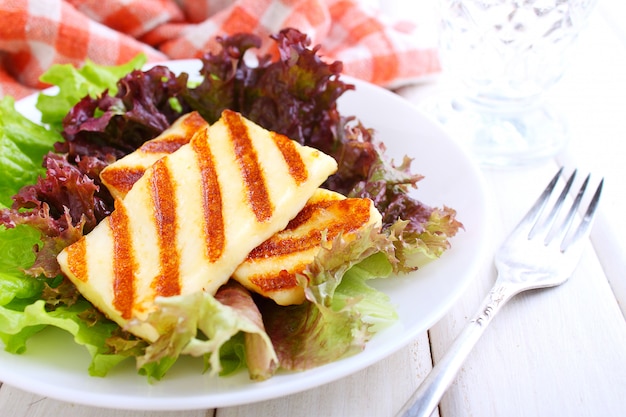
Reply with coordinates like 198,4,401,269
334,252,398,333
36,54,147,131
0,97,61,206
0,224,43,306
0,298,128,376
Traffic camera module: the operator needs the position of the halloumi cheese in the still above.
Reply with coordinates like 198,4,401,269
96,112,383,307
57,110,337,341
99,112,384,307
233,188,382,305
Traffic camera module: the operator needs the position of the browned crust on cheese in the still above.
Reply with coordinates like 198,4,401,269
271,131,308,185
223,110,274,222
65,237,88,283
139,136,189,154
249,267,305,293
191,128,225,263
109,201,135,319
139,112,208,154
100,167,146,197
149,160,181,297
247,198,372,260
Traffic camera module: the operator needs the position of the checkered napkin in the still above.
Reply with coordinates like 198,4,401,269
0,0,440,100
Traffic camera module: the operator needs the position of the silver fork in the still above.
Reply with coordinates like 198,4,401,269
396,168,603,417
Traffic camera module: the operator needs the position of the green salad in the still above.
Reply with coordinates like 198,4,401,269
0,29,461,382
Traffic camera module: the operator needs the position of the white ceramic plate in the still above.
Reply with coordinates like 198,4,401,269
3,60,489,410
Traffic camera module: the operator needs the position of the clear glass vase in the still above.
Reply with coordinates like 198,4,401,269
423,0,598,166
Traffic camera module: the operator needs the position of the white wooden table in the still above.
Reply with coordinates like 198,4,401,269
2,1,626,416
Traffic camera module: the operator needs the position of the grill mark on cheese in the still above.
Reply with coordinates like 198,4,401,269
271,132,308,185
140,136,189,154
181,111,209,131
140,112,208,154
250,268,304,292
100,167,146,196
281,200,334,231
65,237,88,282
192,129,225,262
223,110,273,222
109,201,135,320
149,160,181,297
247,198,372,259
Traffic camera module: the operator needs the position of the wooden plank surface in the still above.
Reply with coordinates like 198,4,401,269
422,4,626,414
431,166,626,417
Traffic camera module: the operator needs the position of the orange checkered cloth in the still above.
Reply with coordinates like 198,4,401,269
0,0,440,100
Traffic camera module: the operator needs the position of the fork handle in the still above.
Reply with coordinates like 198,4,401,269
395,281,518,417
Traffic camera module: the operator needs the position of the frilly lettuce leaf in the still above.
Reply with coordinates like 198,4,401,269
130,281,278,381
260,225,397,371
1,153,106,278
36,54,148,131
387,205,463,273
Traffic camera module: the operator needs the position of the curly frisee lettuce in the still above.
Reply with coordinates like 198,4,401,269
0,28,461,382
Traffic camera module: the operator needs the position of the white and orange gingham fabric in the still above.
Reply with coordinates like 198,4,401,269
0,0,441,100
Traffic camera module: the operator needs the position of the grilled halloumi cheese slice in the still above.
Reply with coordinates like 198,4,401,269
233,188,382,306
99,113,383,307
57,110,337,341
96,114,383,307
100,111,209,200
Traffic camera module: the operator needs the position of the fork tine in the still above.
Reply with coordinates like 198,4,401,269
561,177,604,251
530,169,576,239
520,167,563,236
547,173,589,245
